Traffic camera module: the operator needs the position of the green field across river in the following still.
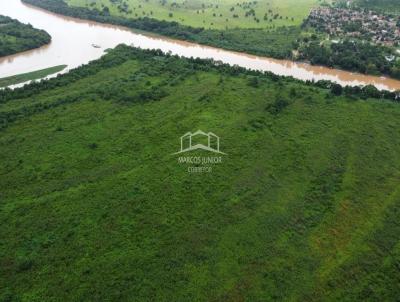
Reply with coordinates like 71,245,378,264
67,0,319,29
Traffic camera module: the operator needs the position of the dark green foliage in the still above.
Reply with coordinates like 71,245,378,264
88,142,98,149
356,0,400,13
0,15,51,57
299,39,400,79
247,76,260,87
331,83,343,96
194,26,300,59
266,96,290,114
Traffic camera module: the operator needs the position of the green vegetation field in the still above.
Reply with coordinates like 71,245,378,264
67,0,320,29
0,15,51,57
0,65,66,88
1,45,400,301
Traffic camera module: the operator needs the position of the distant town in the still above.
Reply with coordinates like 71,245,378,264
307,7,400,47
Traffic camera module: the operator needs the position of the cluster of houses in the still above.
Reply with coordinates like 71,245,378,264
307,7,400,47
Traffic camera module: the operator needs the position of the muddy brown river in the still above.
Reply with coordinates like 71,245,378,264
1,0,400,91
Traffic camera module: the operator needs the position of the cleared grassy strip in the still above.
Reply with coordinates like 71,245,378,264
0,65,67,88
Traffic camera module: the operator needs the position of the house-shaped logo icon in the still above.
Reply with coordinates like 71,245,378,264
174,130,226,154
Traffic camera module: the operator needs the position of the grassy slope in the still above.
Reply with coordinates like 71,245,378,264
67,0,319,29
0,15,51,57
0,65,67,88
1,46,400,301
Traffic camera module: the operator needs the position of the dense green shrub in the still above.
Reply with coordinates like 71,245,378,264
0,15,51,57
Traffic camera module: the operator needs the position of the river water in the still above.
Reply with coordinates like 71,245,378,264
1,0,400,91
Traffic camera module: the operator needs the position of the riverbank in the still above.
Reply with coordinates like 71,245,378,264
21,0,301,60
21,0,400,82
